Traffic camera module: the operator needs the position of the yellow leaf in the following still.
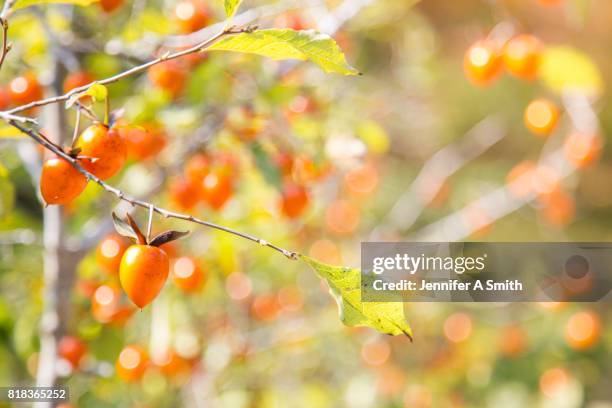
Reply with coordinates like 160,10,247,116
539,46,604,96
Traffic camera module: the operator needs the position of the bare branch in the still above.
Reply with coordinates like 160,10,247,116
10,121,299,260
0,17,10,71
3,26,246,115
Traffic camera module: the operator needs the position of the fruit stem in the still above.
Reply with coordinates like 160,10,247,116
71,108,81,147
146,204,154,244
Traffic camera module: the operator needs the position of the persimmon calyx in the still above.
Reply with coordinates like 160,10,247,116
111,212,189,246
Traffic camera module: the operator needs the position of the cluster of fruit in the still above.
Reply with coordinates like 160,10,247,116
464,29,603,228
39,121,168,205
57,335,196,384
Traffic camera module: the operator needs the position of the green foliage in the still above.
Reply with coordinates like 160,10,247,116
0,164,14,220
301,255,413,338
249,142,282,189
208,29,360,75
224,0,243,18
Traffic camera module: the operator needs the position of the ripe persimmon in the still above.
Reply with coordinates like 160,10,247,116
116,345,148,382
174,0,211,34
76,123,127,180
40,156,88,205
169,178,200,211
201,172,233,210
114,213,187,308
274,151,294,176
154,349,191,378
99,0,123,13
279,182,309,219
58,335,87,369
171,256,205,292
503,34,543,80
120,245,170,308
464,40,502,86
119,124,167,160
184,153,210,183
9,73,43,105
148,61,187,98
0,87,11,110
96,234,129,275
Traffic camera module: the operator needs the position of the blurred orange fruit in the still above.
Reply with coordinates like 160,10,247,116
116,345,148,382
565,310,601,350
463,39,503,86
524,98,560,136
503,34,543,80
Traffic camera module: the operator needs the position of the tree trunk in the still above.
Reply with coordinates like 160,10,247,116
34,63,79,407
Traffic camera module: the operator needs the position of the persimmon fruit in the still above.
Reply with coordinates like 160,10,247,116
148,61,187,98
58,335,87,369
116,345,148,382
174,0,211,34
100,0,123,13
40,156,88,205
503,34,543,80
201,172,233,210
76,123,127,180
464,40,502,86
279,182,309,219
171,256,205,293
9,73,43,106
119,124,167,160
120,245,170,308
96,234,129,275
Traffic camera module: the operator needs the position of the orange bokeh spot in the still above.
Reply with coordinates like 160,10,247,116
325,200,360,236
563,133,603,169
226,272,252,301
443,312,472,343
464,40,503,86
539,187,575,227
565,310,601,350
506,160,536,198
344,161,379,197
524,99,560,136
361,338,391,366
309,239,342,265
540,367,570,398
499,326,527,357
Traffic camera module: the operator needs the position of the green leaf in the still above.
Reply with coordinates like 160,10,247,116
208,29,359,76
224,0,242,17
14,0,96,10
301,255,412,339
66,83,107,108
250,142,282,189
539,46,604,97
0,163,14,220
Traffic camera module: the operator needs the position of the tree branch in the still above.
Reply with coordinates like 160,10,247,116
10,121,299,260
2,26,248,115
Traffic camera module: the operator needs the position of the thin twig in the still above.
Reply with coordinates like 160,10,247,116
10,121,299,260
146,204,154,243
0,17,10,71
71,108,81,146
3,27,246,115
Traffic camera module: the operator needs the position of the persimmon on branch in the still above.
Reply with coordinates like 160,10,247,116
10,120,299,260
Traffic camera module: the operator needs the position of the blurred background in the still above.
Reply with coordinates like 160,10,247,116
0,0,610,406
